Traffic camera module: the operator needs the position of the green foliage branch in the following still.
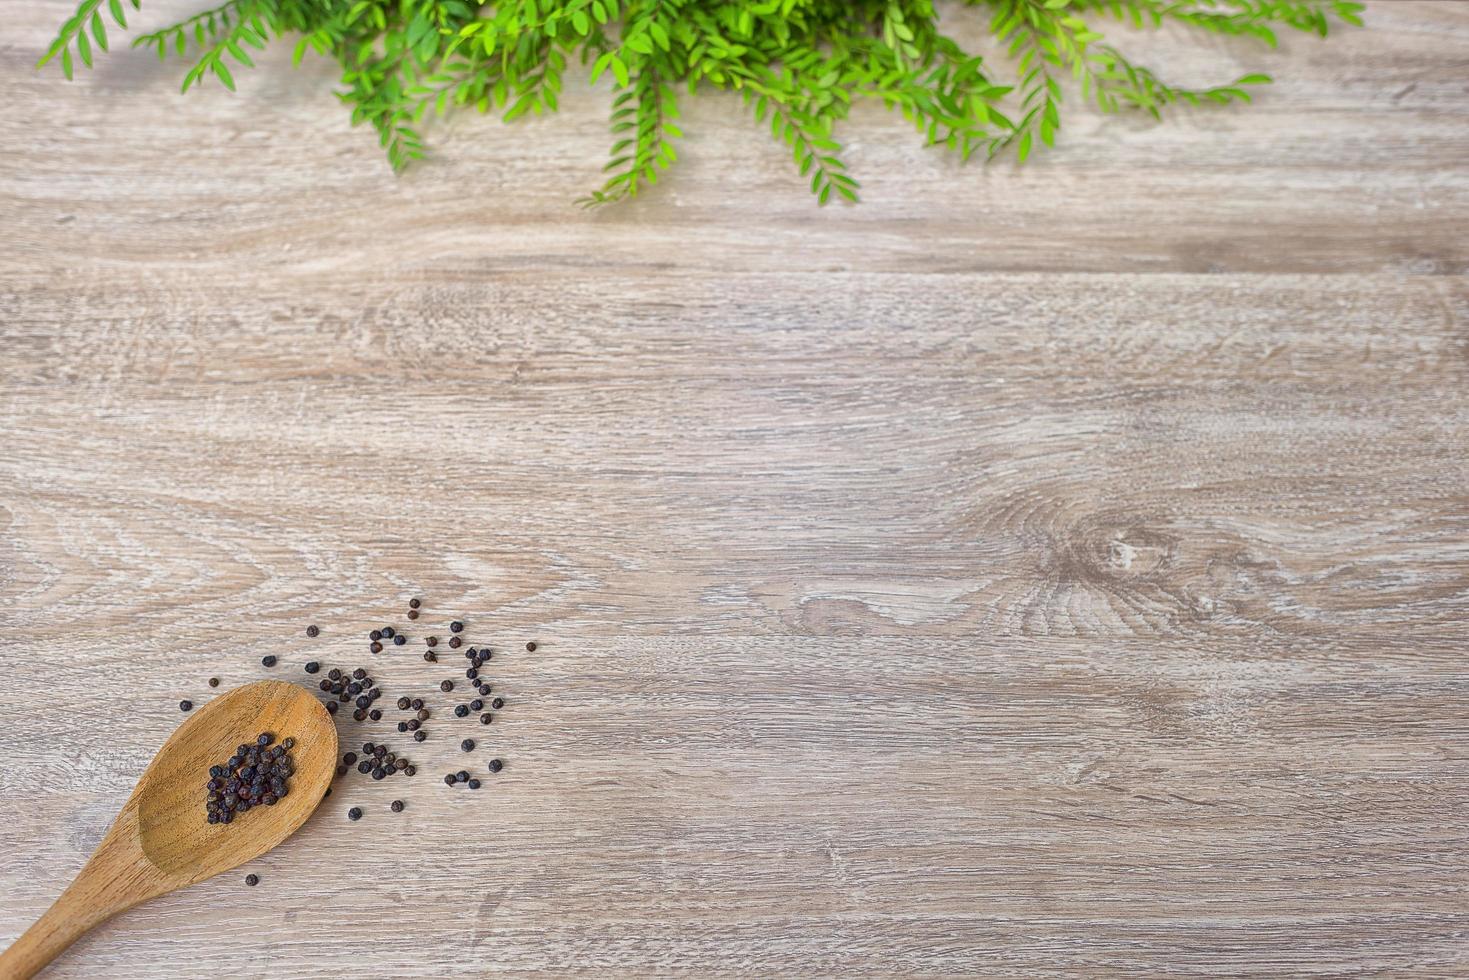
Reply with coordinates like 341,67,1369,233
40,0,1365,204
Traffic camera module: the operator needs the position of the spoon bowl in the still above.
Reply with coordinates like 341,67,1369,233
0,680,336,979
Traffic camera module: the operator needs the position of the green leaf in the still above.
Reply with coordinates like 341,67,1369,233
214,58,236,91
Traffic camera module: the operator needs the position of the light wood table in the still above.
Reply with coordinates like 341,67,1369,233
2,2,1466,976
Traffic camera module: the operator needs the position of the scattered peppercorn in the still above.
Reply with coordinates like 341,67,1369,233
344,752,358,765
304,661,320,674
393,635,406,646
448,636,462,649
409,598,421,609
261,656,277,667
208,677,220,688
382,627,395,639
461,739,475,752
180,700,193,712
370,630,382,641
328,668,342,680
456,771,470,783
245,874,259,886
368,709,382,721
480,713,493,724
348,807,362,821
423,651,437,663
468,779,481,790
440,680,454,693
414,730,427,743
470,699,483,711
466,667,478,680
391,800,404,812
352,709,367,721
425,636,439,648
370,642,382,654
416,708,430,721
454,705,469,718
491,698,504,709
407,609,419,620
449,621,463,633
488,759,503,773
526,642,536,652
326,701,338,714
306,625,320,637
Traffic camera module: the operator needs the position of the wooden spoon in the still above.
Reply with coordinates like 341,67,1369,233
0,680,337,979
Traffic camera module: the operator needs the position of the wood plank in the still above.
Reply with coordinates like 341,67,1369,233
1,1,1467,976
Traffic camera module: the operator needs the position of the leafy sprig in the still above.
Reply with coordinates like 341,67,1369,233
38,0,1366,204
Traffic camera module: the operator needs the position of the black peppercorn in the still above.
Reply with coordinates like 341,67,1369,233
414,730,427,743
180,700,193,712
526,641,537,652
411,698,424,711
407,719,420,732
371,767,387,780
208,677,220,687
397,721,408,733
466,667,479,680
328,668,342,680
449,621,463,633
409,598,421,609
491,698,504,709
391,800,404,813
423,651,437,663
444,774,456,786
369,630,382,641
344,752,358,765
393,634,406,646
257,733,273,746
488,759,503,773
306,625,319,637
305,661,320,674
397,697,411,710
404,765,416,777
407,609,419,620
370,642,383,654
368,709,382,721
461,739,475,752
357,760,372,774
480,713,493,724
468,779,481,790
382,627,395,639
352,709,367,721
456,770,469,783
470,699,483,711
478,684,492,696
440,680,454,693
245,873,259,886
326,701,338,714
454,705,469,718
425,636,439,648
261,656,277,667
348,807,362,821
416,708,430,721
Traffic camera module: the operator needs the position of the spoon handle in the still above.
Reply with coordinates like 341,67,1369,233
0,819,154,979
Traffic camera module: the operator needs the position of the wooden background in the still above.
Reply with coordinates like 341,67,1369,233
2,1,1467,976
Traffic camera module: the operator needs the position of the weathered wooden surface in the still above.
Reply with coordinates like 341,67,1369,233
2,1,1467,976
